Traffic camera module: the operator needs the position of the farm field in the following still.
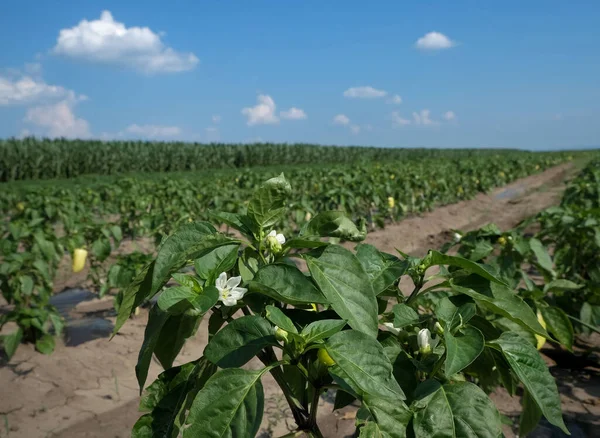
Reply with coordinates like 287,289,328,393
1,142,600,438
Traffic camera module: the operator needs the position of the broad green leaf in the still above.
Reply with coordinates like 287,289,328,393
356,244,408,295
250,263,327,305
306,245,378,338
529,238,556,277
326,330,405,400
360,394,412,438
444,325,484,376
265,305,297,333
154,313,201,370
379,333,418,399
91,238,111,262
137,358,217,438
209,211,253,237
136,305,170,391
246,174,291,230
469,240,494,261
183,368,266,438
2,327,23,360
519,389,543,437
392,304,419,328
35,334,55,355
283,237,329,249
157,286,218,315
301,319,346,344
238,247,259,283
540,306,574,350
301,211,366,241
543,279,581,293
171,272,203,291
427,250,506,285
434,296,477,333
450,276,548,338
489,332,568,434
194,243,240,284
412,380,502,438
204,315,278,368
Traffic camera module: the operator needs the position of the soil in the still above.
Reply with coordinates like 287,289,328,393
2,163,599,438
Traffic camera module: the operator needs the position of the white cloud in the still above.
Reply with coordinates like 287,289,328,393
391,111,411,126
412,109,437,126
25,100,91,138
280,107,307,120
242,95,279,126
333,114,350,125
53,10,198,74
343,86,387,99
350,125,361,134
0,75,82,106
443,111,456,121
211,115,221,124
415,32,455,50
388,94,402,104
126,124,181,138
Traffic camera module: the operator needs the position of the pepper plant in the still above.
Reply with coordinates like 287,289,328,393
114,175,569,437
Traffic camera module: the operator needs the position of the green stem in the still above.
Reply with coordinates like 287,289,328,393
405,279,424,306
567,314,600,334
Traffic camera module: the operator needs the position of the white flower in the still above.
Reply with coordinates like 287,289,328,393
268,230,286,245
417,328,432,354
215,272,247,306
383,322,400,335
454,232,462,242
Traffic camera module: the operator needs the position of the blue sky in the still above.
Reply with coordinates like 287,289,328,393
0,1,598,149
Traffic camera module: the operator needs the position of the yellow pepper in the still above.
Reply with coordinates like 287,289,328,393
535,311,547,350
387,197,395,209
72,248,88,273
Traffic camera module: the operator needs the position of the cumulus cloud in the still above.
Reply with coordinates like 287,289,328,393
333,114,350,125
388,94,402,104
280,107,307,120
391,111,411,126
126,124,181,138
415,32,455,50
53,10,198,74
0,75,83,106
412,109,438,126
242,95,279,126
443,111,456,121
343,86,387,99
25,100,91,138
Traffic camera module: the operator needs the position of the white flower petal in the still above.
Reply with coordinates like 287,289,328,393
216,272,228,290
231,287,247,299
268,230,277,237
222,296,238,306
226,275,242,289
276,233,286,245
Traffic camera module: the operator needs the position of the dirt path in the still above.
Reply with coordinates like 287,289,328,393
3,163,597,438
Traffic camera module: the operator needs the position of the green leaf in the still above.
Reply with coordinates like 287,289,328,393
183,368,266,438
412,380,502,438
2,327,23,360
360,394,412,438
392,304,419,328
529,238,556,277
238,247,259,283
157,286,218,315
250,263,327,305
91,238,111,262
356,244,408,295
519,389,543,437
543,279,581,293
35,334,55,355
209,211,253,237
434,296,476,333
306,245,378,338
489,332,568,434
444,325,484,376
540,306,574,350
451,277,548,338
246,173,291,230
283,237,329,249
137,358,217,438
301,211,366,242
427,250,506,285
265,305,297,333
194,243,240,284
113,260,155,335
171,272,203,291
154,313,201,370
110,225,122,243
301,319,346,344
204,315,278,368
326,330,405,400
136,304,170,391
379,333,418,399
469,240,495,261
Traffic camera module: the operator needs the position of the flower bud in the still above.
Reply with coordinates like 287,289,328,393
72,248,88,273
417,328,432,355
16,202,25,212
434,322,444,335
453,232,462,242
274,326,289,343
266,230,285,254
305,212,312,222
387,197,395,209
317,348,336,367
498,237,507,246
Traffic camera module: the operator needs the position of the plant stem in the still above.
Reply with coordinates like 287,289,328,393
405,280,423,306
